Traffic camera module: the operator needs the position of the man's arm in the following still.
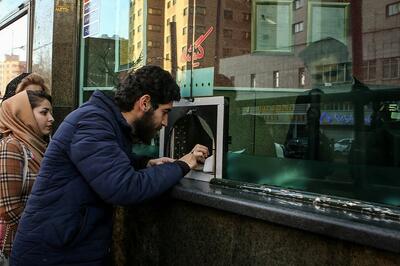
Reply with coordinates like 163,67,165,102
69,114,188,205
129,153,151,169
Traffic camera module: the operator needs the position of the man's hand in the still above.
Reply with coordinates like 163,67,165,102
178,144,209,169
146,157,175,167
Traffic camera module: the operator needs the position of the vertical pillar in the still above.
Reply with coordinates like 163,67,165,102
32,0,80,129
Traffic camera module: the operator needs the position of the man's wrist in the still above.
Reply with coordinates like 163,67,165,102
175,160,190,176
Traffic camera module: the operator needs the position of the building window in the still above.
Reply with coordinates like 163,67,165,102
172,15,176,22
182,27,187,35
298,67,305,87
196,6,207,15
147,41,161,48
254,1,292,52
223,29,233,38
242,12,251,22
167,18,170,25
294,0,304,10
173,0,176,5
166,53,170,60
196,26,206,34
250,73,256,88
166,35,170,43
167,1,171,8
182,46,186,52
362,60,376,81
224,10,233,20
309,2,348,44
137,25,142,32
293,22,304,33
383,57,400,79
183,7,188,16
273,71,280,88
148,8,162,15
242,31,250,40
137,41,141,49
138,9,142,16
314,63,351,84
148,24,162,31
223,48,232,57
188,6,206,15
387,2,400,16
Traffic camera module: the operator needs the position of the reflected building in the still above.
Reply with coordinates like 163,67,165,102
163,0,251,83
219,0,400,89
129,0,165,67
0,54,26,97
362,0,400,85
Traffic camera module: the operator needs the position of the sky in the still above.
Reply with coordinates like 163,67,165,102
0,0,28,62
85,0,129,38
0,14,27,62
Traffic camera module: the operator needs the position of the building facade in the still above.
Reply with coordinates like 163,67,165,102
0,54,26,96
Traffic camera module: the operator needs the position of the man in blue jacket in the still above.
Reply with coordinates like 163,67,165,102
11,66,208,265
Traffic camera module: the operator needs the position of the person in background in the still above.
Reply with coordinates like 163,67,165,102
2,73,49,104
0,90,54,263
1,73,31,103
11,65,208,265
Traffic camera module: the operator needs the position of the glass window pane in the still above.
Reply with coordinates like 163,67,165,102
0,0,26,21
310,3,348,45
0,14,28,98
254,2,292,52
79,0,400,207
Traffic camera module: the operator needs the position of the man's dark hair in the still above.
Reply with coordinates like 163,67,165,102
114,65,181,112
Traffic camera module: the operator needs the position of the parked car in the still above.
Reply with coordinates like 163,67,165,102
334,138,353,154
285,138,308,159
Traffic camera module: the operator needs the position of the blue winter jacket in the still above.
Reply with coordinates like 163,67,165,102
11,91,187,266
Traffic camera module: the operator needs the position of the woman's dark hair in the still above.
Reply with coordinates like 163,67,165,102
27,90,52,109
2,72,31,103
114,65,181,112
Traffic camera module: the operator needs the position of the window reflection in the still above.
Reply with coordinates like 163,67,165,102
0,15,28,98
80,0,400,206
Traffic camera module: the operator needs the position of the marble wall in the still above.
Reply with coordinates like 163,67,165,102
113,199,400,266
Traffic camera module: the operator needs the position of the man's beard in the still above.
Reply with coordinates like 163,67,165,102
131,109,159,145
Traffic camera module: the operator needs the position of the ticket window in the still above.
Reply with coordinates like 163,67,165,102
159,96,228,182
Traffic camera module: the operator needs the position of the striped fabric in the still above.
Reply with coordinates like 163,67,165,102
0,135,36,256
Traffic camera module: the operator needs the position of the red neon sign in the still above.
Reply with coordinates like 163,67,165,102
181,26,214,68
